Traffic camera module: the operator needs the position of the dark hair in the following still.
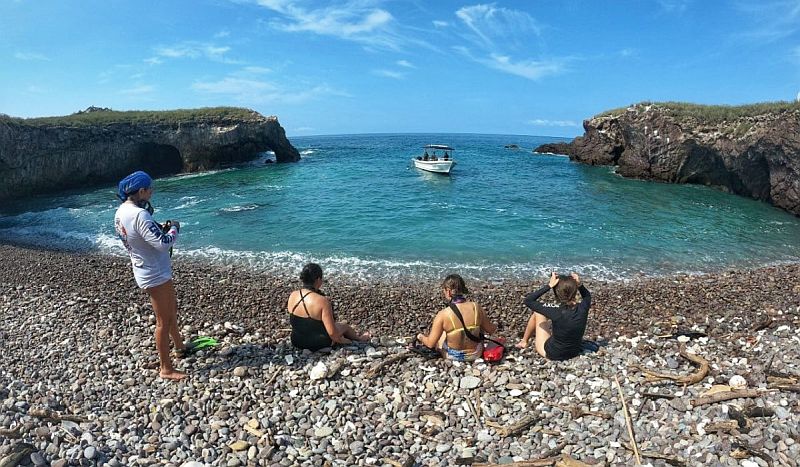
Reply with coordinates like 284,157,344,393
553,275,578,304
300,263,323,286
442,274,469,295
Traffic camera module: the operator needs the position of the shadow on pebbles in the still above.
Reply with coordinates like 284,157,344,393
0,244,799,466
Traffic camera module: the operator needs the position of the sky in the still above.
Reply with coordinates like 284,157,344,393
1,0,799,137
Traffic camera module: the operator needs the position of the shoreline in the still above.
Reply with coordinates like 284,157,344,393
1,243,799,465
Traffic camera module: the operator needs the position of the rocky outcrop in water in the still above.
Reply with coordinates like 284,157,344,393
0,108,300,201
535,103,800,215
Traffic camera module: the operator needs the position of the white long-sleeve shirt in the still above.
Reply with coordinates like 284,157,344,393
114,202,179,289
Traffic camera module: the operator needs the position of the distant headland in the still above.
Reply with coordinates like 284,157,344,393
535,101,800,216
0,106,300,201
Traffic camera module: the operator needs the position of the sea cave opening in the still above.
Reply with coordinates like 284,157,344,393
134,143,183,177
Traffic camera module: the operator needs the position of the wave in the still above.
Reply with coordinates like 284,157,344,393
174,196,203,210
220,204,260,213
168,169,234,181
300,149,315,156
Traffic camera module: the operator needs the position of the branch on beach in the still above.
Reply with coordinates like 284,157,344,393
636,344,709,385
614,375,642,465
623,443,686,466
28,407,88,423
366,351,416,378
474,452,588,467
690,389,763,407
705,420,740,434
485,413,540,437
732,443,774,467
568,407,613,420
0,424,22,439
768,383,800,393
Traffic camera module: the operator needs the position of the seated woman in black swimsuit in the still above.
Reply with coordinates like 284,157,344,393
287,263,370,350
515,272,591,361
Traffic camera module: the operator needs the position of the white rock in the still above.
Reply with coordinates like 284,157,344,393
509,389,523,397
676,335,691,343
309,361,328,380
314,426,334,437
284,355,294,365
741,461,759,467
728,375,747,390
460,376,481,389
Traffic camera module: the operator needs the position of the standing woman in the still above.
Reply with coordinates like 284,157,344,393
114,171,186,380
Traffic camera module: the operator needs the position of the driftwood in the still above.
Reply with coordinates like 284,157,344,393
636,345,709,385
366,351,416,378
0,425,22,439
382,457,415,467
690,389,763,407
641,391,676,400
769,383,800,393
568,407,613,420
732,443,774,467
705,420,740,433
0,443,35,467
485,413,540,437
474,453,584,467
624,442,686,466
614,375,641,465
753,315,774,331
28,408,88,423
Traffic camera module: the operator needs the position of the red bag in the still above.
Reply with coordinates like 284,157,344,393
482,337,506,362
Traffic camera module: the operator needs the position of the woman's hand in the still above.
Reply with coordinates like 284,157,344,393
570,272,581,286
548,271,559,288
416,333,426,345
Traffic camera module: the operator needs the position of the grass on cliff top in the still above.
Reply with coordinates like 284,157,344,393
0,107,262,127
596,101,800,122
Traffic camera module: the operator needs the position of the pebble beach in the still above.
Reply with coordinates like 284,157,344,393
1,243,799,466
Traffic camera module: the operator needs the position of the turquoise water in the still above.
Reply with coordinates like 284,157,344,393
1,133,799,281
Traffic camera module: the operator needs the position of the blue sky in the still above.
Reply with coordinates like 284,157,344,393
1,1,799,137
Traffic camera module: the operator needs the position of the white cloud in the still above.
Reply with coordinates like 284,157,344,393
486,54,562,80
242,66,272,74
455,3,540,48
14,51,50,61
455,46,564,81
736,0,800,43
120,85,155,95
372,69,405,79
657,0,691,13
528,118,578,127
396,59,414,68
148,42,237,64
252,0,422,51
192,75,348,104
432,20,449,28
452,4,566,82
214,30,231,38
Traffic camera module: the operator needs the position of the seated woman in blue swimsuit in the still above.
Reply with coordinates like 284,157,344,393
287,263,370,351
417,274,499,362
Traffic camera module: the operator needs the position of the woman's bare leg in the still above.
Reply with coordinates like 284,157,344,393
515,312,539,348
336,322,370,341
533,313,552,359
147,280,187,380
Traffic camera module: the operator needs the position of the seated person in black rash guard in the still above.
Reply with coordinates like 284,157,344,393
287,263,370,351
515,272,591,360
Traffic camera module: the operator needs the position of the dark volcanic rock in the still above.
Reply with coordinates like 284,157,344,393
552,103,800,215
532,142,573,156
0,108,301,201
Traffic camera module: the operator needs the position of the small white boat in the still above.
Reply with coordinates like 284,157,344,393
412,144,456,174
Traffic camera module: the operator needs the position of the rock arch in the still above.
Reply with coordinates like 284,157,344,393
133,143,183,177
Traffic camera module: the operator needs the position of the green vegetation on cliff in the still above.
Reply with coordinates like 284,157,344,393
0,107,263,127
596,101,800,123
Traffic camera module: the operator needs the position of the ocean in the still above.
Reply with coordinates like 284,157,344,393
1,133,799,282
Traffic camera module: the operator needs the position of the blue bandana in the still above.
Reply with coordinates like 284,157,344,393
117,171,152,201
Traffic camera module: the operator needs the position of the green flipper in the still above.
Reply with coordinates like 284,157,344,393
180,336,219,356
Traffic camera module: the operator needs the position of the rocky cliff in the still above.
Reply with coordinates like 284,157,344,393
535,102,800,216
0,107,301,201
